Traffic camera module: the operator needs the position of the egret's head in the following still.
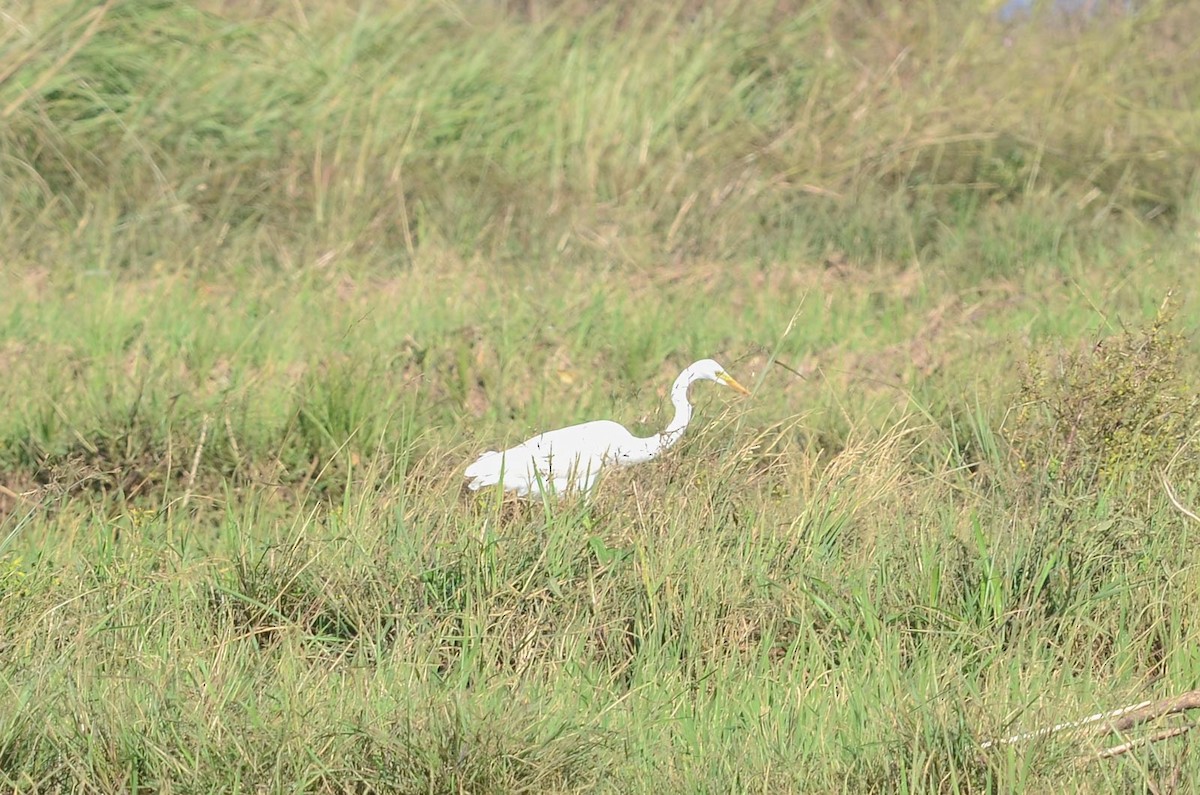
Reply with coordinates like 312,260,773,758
692,358,752,396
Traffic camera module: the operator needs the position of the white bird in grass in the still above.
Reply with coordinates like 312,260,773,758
464,358,751,498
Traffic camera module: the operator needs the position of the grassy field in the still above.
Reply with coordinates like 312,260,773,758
2,0,1200,791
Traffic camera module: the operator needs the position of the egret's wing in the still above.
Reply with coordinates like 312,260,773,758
464,447,539,495
464,449,505,486
465,420,630,496
513,425,607,494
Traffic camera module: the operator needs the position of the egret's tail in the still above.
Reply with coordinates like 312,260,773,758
464,450,504,491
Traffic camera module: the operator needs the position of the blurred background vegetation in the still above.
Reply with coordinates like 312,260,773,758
1,0,1198,791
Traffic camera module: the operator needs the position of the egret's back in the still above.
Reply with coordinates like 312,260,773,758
464,420,637,496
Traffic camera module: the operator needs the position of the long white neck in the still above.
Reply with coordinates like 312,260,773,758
623,366,700,465
658,368,696,449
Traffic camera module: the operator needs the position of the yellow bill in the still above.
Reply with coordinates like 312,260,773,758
718,371,752,396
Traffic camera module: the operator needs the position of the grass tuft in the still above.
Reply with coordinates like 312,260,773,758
2,0,1200,790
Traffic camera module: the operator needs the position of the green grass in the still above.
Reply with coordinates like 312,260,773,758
2,0,1200,791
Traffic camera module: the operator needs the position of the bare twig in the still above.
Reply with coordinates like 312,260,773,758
1095,691,1200,734
1161,431,1200,524
982,690,1200,750
182,415,211,510
1162,472,1200,524
771,358,807,380
225,414,241,467
1096,724,1196,760
981,700,1152,749
0,484,35,505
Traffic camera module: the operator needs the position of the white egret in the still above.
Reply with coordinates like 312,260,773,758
464,358,751,497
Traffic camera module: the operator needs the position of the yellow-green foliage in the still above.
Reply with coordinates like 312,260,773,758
0,554,27,595
1011,295,1200,498
3,1,1200,792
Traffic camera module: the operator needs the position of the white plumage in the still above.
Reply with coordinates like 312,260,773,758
464,358,750,497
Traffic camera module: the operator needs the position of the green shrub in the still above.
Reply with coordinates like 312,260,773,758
1009,294,1200,504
